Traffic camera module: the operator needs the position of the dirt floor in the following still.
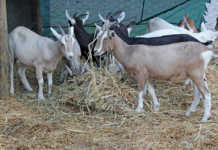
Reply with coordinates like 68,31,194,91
0,62,218,150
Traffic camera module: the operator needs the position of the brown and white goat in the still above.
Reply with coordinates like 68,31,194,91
9,26,81,100
94,24,218,122
178,14,198,33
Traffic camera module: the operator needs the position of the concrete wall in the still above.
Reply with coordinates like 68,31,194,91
6,0,38,32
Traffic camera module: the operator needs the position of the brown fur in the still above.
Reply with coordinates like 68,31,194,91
96,31,210,95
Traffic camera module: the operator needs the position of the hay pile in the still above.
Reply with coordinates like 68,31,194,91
0,62,218,149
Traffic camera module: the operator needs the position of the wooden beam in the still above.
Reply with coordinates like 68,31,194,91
0,0,9,98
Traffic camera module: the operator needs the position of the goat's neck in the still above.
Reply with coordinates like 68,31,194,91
112,34,129,65
52,41,63,61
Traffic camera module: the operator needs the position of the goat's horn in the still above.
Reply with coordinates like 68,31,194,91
73,12,78,18
98,14,106,22
65,9,75,24
112,10,123,17
58,25,65,35
78,13,88,18
127,21,136,28
106,12,112,19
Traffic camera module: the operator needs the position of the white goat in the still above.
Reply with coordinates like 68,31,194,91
140,17,218,43
9,26,81,100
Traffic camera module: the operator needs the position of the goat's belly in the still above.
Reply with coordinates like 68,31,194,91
150,71,187,82
42,62,59,72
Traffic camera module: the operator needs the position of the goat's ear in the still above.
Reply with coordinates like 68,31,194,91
99,13,106,22
58,25,65,35
127,21,136,28
201,22,207,32
95,23,102,31
126,21,136,36
50,27,62,40
65,9,75,25
81,11,89,24
127,27,132,36
117,11,126,23
183,15,188,24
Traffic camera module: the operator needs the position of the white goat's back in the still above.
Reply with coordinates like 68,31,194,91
137,29,185,38
147,17,190,33
9,26,57,67
142,18,218,43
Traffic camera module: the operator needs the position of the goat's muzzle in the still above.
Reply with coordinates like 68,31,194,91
94,49,104,56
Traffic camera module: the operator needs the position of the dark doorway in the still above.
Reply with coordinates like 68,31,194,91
6,0,40,33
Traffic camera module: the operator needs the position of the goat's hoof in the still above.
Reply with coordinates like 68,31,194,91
135,107,143,112
185,111,191,117
10,89,14,95
154,105,160,112
38,96,45,100
200,114,210,123
10,91,14,95
27,88,33,92
200,118,208,123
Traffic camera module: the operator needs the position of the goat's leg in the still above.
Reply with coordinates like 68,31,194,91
36,67,44,100
193,78,211,122
59,65,68,83
136,81,148,112
186,84,200,116
147,82,160,112
18,66,33,91
183,78,193,89
47,72,53,95
9,61,14,95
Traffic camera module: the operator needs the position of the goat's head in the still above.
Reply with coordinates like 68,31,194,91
94,23,116,56
50,26,81,70
65,9,89,26
200,22,218,42
99,11,126,29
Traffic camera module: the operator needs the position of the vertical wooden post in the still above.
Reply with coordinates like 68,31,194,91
0,0,9,99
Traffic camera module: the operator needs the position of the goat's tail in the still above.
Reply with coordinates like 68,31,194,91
203,40,213,46
8,34,15,64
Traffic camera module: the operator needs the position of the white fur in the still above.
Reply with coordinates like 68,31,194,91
186,84,201,116
117,12,126,23
136,91,145,112
9,26,80,100
38,78,44,100
65,10,75,24
99,14,106,22
82,11,89,24
147,83,160,112
201,51,213,70
95,30,108,55
47,72,52,95
141,17,218,43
